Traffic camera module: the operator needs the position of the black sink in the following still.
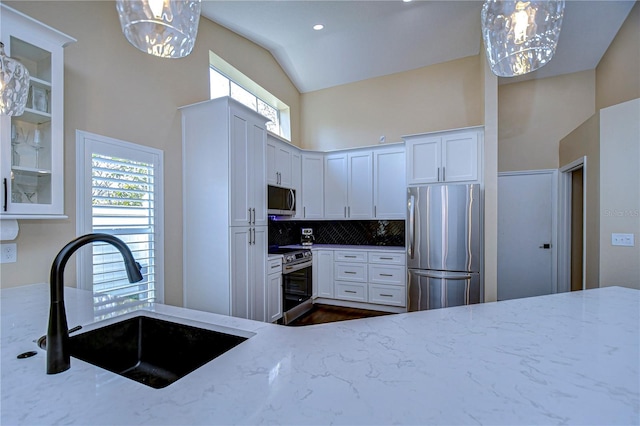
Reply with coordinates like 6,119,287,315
69,315,250,389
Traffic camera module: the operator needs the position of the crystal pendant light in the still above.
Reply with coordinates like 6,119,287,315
116,0,202,59
481,0,565,77
0,42,31,116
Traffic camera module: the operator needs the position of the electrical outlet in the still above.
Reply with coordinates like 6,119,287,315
611,233,635,247
0,243,17,263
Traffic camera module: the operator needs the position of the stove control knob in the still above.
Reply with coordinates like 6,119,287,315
285,255,292,262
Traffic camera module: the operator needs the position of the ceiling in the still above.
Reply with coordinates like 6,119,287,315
201,1,636,93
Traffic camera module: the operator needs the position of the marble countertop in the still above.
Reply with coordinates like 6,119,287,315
2,284,638,425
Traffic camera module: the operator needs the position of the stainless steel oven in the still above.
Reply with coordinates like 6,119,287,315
272,249,313,324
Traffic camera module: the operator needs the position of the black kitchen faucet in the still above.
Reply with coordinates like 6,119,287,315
46,233,143,374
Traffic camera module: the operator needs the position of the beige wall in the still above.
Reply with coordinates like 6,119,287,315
559,114,600,289
596,2,640,110
300,55,483,151
558,2,639,290
0,1,300,307
595,3,640,290
498,70,596,172
599,99,640,289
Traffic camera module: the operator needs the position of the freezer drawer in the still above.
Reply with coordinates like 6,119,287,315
408,269,480,311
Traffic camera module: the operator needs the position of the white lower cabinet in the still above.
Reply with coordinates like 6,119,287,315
230,226,267,321
314,250,334,298
335,281,368,302
316,248,406,308
267,257,283,323
368,284,405,306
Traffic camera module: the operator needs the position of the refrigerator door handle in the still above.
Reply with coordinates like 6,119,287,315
408,194,416,259
411,270,473,280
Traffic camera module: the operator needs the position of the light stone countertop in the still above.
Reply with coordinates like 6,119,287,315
1,284,638,425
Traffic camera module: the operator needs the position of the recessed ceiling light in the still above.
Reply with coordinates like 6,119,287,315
402,0,412,2
313,24,324,31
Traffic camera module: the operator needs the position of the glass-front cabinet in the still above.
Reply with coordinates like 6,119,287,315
0,5,75,218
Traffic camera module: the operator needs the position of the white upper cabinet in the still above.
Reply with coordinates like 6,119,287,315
442,131,479,183
373,146,406,219
229,107,267,227
347,151,373,219
291,151,302,219
324,153,348,218
0,5,75,218
405,128,481,185
266,134,293,188
301,153,324,218
324,151,373,219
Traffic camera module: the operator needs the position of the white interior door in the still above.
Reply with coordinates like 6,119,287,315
498,171,557,301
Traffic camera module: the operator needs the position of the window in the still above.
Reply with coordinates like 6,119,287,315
209,51,291,139
76,131,164,320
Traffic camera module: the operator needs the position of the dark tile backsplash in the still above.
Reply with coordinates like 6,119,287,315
269,219,405,247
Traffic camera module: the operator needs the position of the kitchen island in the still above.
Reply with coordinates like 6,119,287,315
1,284,638,425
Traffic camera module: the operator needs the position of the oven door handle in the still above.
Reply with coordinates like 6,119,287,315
282,261,312,274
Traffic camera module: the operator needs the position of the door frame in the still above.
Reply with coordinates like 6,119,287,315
558,156,587,293
498,169,558,295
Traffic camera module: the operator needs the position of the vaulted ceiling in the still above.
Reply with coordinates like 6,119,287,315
201,1,636,93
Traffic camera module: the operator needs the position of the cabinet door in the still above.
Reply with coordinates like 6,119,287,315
374,147,406,219
347,151,373,219
291,152,302,219
406,136,440,185
251,124,267,226
0,7,74,218
442,131,478,183
275,144,292,188
266,138,278,186
324,153,348,219
316,250,334,298
301,153,324,218
230,227,252,319
229,113,252,227
267,273,283,322
251,226,267,322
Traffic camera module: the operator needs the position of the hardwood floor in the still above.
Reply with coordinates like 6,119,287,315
287,304,391,326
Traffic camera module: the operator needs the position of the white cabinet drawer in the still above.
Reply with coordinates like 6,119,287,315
335,281,368,302
267,258,282,274
369,284,406,307
335,262,368,282
368,264,405,286
368,251,406,265
334,250,368,263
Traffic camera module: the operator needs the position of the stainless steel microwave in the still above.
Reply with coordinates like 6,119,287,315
268,185,296,216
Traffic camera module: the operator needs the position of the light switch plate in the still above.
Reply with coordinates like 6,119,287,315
611,233,635,247
0,243,17,263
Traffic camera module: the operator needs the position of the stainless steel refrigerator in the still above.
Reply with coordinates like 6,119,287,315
407,184,481,311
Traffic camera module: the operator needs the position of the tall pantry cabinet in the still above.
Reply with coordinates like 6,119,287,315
181,98,268,321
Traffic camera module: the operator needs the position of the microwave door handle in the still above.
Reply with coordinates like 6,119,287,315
288,188,295,211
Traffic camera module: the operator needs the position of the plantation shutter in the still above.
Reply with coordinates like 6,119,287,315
76,131,164,320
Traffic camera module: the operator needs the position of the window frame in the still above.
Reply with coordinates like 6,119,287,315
209,66,282,135
76,130,165,313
